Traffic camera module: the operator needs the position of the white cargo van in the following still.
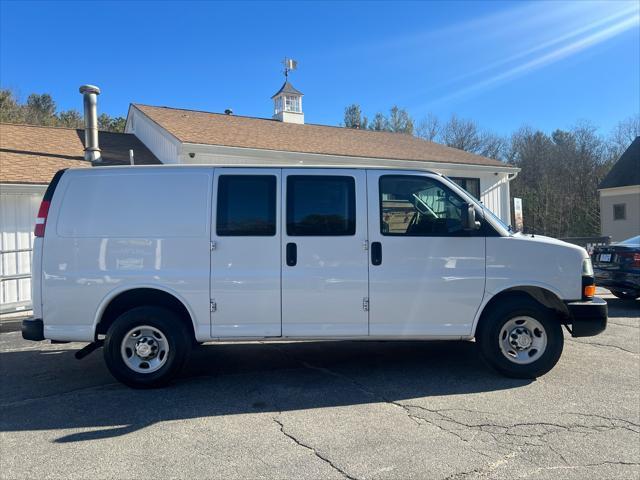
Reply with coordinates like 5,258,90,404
23,166,607,387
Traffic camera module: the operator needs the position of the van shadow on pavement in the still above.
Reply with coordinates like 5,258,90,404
0,339,531,444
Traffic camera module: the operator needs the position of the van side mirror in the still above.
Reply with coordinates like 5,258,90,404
463,204,481,231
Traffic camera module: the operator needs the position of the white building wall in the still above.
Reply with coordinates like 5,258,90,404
124,107,182,164
0,184,45,313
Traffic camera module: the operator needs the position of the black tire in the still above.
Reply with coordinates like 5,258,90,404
476,297,564,379
103,306,192,388
610,290,640,300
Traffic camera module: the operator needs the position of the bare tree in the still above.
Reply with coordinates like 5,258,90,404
415,113,439,141
509,123,610,237
440,114,483,152
608,114,640,160
478,131,506,160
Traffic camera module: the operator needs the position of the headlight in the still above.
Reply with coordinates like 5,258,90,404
582,258,594,276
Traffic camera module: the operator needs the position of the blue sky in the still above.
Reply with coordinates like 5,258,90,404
1,0,638,136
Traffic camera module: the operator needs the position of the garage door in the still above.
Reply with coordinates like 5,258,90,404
0,186,45,313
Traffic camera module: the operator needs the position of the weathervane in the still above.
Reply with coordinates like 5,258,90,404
282,57,298,79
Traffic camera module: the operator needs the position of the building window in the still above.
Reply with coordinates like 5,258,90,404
217,175,277,236
287,176,356,236
613,203,626,221
450,177,481,199
274,97,283,115
285,95,300,113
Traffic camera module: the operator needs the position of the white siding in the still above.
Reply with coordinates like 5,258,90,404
480,174,510,223
125,107,181,164
430,167,512,224
0,185,45,312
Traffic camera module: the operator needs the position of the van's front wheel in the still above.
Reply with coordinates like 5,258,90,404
103,306,191,388
476,298,564,378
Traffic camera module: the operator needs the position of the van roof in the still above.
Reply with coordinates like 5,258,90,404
62,164,440,175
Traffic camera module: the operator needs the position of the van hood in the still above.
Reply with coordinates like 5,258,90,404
512,233,588,258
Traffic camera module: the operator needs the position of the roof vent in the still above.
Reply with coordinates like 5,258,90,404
79,84,101,162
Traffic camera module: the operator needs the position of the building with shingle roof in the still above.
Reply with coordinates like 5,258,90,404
0,122,159,313
125,99,518,224
598,136,640,241
0,123,159,184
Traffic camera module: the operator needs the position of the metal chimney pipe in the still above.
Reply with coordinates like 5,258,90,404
79,84,101,162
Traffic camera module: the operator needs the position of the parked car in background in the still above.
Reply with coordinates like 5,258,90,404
593,235,640,300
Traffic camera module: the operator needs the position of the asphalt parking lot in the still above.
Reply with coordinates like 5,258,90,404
1,293,638,480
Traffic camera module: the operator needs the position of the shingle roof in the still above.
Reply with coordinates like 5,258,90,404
134,104,506,168
599,136,640,190
0,123,160,184
271,81,303,99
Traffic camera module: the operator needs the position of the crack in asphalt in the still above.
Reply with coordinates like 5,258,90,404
519,460,640,478
273,417,359,480
266,344,640,480
567,338,638,355
445,459,640,480
403,404,640,443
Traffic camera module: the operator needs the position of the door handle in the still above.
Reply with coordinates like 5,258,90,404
286,242,297,266
371,242,382,266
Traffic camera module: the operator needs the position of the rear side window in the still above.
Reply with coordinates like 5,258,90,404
216,175,276,236
287,176,356,236
57,172,211,237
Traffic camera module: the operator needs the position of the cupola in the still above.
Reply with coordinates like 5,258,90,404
272,58,304,124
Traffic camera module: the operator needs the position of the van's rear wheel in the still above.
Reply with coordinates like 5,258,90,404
103,306,191,388
476,297,563,378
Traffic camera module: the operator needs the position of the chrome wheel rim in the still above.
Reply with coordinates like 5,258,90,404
499,316,547,365
120,325,169,373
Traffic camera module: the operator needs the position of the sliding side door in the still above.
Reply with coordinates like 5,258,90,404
281,169,369,337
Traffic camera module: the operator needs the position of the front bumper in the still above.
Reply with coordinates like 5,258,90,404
22,318,44,341
565,297,607,337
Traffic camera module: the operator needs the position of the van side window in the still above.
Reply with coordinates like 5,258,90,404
380,175,472,237
217,175,276,236
287,176,356,236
